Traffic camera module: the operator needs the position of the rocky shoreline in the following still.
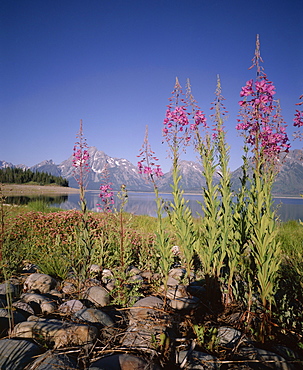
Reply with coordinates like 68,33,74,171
0,264,302,369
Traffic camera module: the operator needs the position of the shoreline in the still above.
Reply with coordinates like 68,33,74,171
1,184,302,199
0,184,79,196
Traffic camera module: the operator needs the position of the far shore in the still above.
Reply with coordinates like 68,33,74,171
0,183,79,196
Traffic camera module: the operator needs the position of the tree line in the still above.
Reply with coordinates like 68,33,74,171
0,167,69,187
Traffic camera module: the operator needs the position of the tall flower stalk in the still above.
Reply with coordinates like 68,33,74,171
163,78,206,282
293,94,303,139
137,126,171,294
193,77,235,304
73,119,90,215
236,35,290,330
71,120,94,288
98,161,114,213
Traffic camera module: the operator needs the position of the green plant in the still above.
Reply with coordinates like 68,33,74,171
27,199,50,212
192,324,218,352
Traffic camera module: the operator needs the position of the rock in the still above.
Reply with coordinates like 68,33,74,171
166,276,179,287
140,271,153,281
26,350,79,369
168,297,199,311
0,309,26,338
89,353,161,370
271,345,303,368
0,282,19,297
187,283,207,298
128,274,144,283
101,269,114,284
74,308,115,327
128,296,166,325
164,285,188,299
169,267,186,280
21,293,57,314
0,338,43,370
62,281,77,294
177,350,219,370
237,346,292,370
90,264,101,273
0,297,6,307
126,265,142,276
12,301,35,317
106,281,116,291
83,286,110,307
122,322,166,350
217,326,243,349
11,316,98,348
24,273,57,294
58,299,84,314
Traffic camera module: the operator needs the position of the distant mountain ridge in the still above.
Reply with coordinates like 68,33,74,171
1,148,303,196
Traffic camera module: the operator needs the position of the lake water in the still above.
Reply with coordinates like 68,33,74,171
7,190,302,222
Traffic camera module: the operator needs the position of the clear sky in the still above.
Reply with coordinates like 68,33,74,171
1,0,302,173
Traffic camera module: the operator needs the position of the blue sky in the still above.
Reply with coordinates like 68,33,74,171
1,0,302,173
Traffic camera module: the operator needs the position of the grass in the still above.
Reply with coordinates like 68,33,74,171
1,203,303,343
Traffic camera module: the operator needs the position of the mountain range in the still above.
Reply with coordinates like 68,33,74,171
1,147,303,196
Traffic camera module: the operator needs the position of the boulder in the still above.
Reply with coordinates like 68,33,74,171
83,286,110,307
11,316,98,348
24,273,57,294
21,293,57,314
0,339,43,370
89,353,161,370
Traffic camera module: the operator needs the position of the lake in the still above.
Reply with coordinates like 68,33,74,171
7,191,303,222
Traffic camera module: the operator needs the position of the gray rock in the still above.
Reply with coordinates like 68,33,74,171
0,309,26,338
164,285,188,299
21,293,57,314
12,301,35,316
24,273,57,294
74,308,115,327
0,338,43,370
11,316,98,348
105,281,116,291
169,267,186,280
271,345,303,369
168,297,199,311
140,271,153,281
101,269,113,284
177,350,219,370
126,265,142,276
217,326,243,349
89,353,161,370
166,276,179,287
83,286,110,307
128,274,144,283
26,350,79,369
128,296,165,325
238,347,293,370
58,299,84,314
187,284,207,298
90,264,101,273
62,282,77,294
0,282,18,297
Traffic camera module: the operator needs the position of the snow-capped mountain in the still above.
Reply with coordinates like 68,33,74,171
2,148,303,195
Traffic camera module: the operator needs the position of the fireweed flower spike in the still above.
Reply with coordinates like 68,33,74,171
97,161,115,213
73,119,90,213
163,78,207,158
293,95,303,140
137,125,164,188
137,126,172,301
237,35,290,164
236,35,289,333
